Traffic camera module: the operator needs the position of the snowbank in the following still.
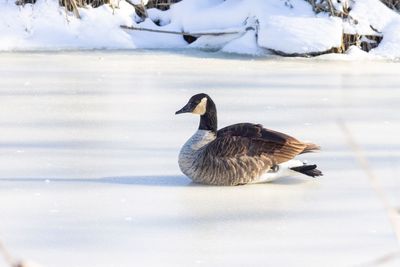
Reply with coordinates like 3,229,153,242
349,0,400,59
258,16,343,55
1,0,400,58
171,0,342,55
0,1,136,50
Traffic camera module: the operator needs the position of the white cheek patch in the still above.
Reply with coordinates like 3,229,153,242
192,97,207,115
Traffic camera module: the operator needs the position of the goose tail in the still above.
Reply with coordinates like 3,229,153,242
301,143,320,154
290,164,323,177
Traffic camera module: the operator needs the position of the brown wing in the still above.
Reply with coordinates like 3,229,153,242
214,123,307,164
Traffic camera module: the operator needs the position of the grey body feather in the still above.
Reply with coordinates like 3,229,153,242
179,130,274,186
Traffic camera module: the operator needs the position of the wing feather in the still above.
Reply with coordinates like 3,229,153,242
212,123,307,164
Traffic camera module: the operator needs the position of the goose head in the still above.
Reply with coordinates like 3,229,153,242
175,93,218,133
175,93,210,115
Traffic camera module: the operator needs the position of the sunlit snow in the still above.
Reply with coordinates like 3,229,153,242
1,0,400,58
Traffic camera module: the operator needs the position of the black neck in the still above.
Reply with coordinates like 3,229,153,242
199,98,217,133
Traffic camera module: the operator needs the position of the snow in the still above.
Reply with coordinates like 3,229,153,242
221,30,264,56
1,0,400,58
0,1,137,50
0,51,400,267
316,45,381,60
349,0,400,58
169,0,312,33
258,16,343,55
131,0,148,4
370,19,400,59
349,0,398,31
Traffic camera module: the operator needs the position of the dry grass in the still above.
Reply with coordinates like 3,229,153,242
60,0,111,8
125,0,180,20
15,0,181,19
305,0,352,17
381,0,400,11
147,0,181,10
15,0,111,8
305,0,386,54
15,0,181,8
307,0,400,14
342,34,383,52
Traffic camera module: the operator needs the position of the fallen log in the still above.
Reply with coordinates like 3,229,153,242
120,25,243,37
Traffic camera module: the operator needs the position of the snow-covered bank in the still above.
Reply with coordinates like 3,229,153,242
0,1,138,50
1,0,400,58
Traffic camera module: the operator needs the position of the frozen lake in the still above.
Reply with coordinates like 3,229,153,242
0,51,399,267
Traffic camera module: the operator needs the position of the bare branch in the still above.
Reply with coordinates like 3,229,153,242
120,25,242,36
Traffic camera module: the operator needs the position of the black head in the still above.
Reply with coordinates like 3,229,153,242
175,93,217,133
175,93,210,115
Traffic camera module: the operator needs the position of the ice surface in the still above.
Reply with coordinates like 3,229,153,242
0,51,399,267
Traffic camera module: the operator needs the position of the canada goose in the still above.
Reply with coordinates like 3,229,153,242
175,93,322,186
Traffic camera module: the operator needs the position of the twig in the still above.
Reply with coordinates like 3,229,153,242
354,250,400,267
326,0,335,15
68,0,81,18
125,0,148,20
61,0,81,19
120,25,242,36
338,119,400,244
0,239,43,267
0,240,17,267
72,1,81,18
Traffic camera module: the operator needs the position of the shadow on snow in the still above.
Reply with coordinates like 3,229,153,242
0,175,310,187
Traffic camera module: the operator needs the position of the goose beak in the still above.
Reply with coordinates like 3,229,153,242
175,103,192,115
